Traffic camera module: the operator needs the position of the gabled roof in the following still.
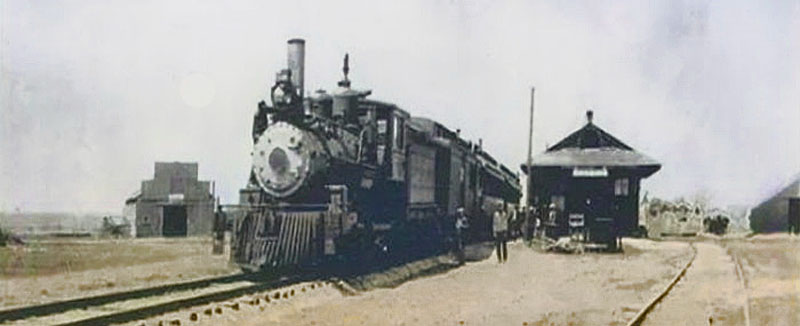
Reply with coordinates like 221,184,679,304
523,111,661,176
548,122,632,151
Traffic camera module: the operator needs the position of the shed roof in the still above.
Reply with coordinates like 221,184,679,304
755,174,800,205
531,147,660,167
124,190,141,205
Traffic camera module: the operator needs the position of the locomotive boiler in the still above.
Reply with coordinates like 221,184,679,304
232,39,521,272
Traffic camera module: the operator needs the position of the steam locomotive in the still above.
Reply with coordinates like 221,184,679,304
232,39,521,272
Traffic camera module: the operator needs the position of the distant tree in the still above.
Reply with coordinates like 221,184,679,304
689,190,714,211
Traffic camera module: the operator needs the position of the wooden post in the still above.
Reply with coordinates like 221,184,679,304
526,87,535,207
525,87,535,242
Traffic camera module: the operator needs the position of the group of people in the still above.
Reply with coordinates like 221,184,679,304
452,202,560,265
523,203,559,240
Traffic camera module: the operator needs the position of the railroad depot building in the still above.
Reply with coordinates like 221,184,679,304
125,162,215,237
750,175,800,234
522,111,661,249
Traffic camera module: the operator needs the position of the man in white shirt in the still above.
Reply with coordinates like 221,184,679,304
493,205,509,263
454,207,469,264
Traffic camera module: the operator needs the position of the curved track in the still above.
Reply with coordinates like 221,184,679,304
630,240,753,326
625,242,698,326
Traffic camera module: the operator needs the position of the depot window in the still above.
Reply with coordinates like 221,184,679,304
614,178,629,196
393,118,404,149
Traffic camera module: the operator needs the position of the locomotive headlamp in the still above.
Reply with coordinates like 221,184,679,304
268,148,291,175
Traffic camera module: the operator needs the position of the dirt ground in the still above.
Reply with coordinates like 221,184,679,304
628,234,799,326
640,241,748,325
724,234,800,326
139,238,693,326
7,235,795,325
0,237,237,308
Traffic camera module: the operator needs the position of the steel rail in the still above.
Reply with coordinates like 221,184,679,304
626,242,698,326
53,276,306,326
732,253,751,326
0,273,254,323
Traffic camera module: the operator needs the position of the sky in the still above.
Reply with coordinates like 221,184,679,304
1,0,799,213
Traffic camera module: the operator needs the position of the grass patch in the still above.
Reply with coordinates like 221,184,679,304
0,238,214,278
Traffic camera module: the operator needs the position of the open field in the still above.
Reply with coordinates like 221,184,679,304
0,237,237,308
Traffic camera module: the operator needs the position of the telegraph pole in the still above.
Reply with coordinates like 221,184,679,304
526,87,535,208
523,87,535,242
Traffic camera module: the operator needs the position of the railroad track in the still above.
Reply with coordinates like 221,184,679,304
0,243,460,325
627,240,754,326
625,242,698,326
0,272,317,326
731,250,751,326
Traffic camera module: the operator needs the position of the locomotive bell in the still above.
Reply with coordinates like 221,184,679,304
252,122,322,198
332,53,371,125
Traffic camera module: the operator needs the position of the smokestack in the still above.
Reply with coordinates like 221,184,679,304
586,110,594,124
287,38,305,98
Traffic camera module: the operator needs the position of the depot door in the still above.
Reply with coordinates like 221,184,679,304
163,205,188,237
570,178,613,243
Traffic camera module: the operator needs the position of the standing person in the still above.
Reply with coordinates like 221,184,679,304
521,206,531,243
509,207,518,238
547,203,558,224
213,205,226,255
534,205,542,238
524,205,537,243
546,202,559,238
454,207,469,265
493,205,509,263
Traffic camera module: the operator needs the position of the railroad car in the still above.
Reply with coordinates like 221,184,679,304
640,198,731,237
641,199,704,237
231,39,521,272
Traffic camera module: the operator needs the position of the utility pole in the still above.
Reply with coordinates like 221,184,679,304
526,87,535,208
524,87,535,243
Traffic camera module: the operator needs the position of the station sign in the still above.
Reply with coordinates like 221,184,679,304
168,193,185,203
569,213,585,227
572,167,608,177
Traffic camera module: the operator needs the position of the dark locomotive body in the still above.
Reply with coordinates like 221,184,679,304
232,39,521,271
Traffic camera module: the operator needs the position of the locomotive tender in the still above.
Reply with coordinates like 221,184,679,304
233,39,521,271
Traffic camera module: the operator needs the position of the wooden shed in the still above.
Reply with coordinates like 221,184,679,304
750,175,800,234
126,162,215,237
522,111,660,249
